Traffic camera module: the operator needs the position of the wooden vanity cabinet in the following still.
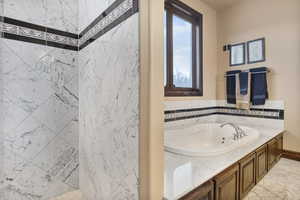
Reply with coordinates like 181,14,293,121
255,144,268,183
180,180,214,200
214,164,239,200
276,133,283,161
268,133,284,170
179,132,284,200
267,138,278,170
239,153,256,199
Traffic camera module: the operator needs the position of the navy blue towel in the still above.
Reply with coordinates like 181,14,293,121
250,67,269,105
226,70,241,104
239,72,249,95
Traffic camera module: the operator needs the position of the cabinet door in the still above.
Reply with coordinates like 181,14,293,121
214,164,239,200
276,133,283,161
180,180,214,200
256,144,268,183
268,138,278,170
240,153,256,199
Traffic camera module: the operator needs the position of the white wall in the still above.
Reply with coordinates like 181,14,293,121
217,0,300,152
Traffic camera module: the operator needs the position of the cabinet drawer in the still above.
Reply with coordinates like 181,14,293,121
240,153,256,199
214,164,239,200
267,138,278,170
256,144,268,183
180,180,214,200
276,133,284,160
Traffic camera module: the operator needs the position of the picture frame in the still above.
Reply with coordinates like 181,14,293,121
230,42,246,66
247,38,266,64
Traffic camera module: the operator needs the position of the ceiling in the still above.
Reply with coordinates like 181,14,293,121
202,0,242,10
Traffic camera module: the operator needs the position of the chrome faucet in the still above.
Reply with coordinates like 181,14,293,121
220,123,247,140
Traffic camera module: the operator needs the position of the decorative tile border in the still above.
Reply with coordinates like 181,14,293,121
0,0,139,51
0,17,78,51
79,0,138,50
165,107,284,122
165,107,217,121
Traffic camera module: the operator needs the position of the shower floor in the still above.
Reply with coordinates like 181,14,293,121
51,190,83,200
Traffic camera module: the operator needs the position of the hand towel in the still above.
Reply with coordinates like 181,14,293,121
226,70,241,104
236,72,251,110
250,67,269,105
239,71,249,95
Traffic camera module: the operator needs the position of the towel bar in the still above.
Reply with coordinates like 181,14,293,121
224,70,270,77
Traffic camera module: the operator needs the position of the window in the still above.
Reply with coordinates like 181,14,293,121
164,0,203,96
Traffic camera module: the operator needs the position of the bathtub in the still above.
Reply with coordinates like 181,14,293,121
164,123,260,156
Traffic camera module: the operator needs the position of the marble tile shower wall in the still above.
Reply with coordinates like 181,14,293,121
78,0,115,32
0,0,79,199
3,0,78,33
78,0,139,199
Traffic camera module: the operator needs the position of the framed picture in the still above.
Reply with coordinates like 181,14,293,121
247,38,266,64
230,43,246,66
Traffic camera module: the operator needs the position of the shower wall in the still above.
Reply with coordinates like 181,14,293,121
1,0,140,199
0,0,79,199
78,0,140,199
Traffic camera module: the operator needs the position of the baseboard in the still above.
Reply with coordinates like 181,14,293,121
282,150,300,161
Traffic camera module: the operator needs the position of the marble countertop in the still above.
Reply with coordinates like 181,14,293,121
164,125,284,200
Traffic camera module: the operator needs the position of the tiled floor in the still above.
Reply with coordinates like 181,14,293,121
51,158,300,200
245,158,300,200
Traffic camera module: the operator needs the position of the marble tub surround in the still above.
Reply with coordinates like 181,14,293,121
165,100,284,111
217,100,285,110
216,100,284,130
164,126,284,200
165,100,284,122
0,37,79,199
78,10,139,200
244,158,300,200
165,115,218,130
215,114,284,130
164,100,285,199
165,100,217,111
164,100,217,123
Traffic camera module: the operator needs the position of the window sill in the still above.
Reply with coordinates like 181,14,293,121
164,87,203,97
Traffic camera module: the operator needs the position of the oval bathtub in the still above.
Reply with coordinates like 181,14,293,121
164,123,260,156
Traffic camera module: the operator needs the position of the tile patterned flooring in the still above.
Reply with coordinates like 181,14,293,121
51,158,300,200
245,158,300,200
50,190,83,200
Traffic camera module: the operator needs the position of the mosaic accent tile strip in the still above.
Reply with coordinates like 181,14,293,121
0,0,139,51
0,17,78,50
165,107,217,121
79,0,138,49
165,107,284,122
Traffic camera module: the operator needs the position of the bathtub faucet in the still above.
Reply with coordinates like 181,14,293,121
220,123,247,140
